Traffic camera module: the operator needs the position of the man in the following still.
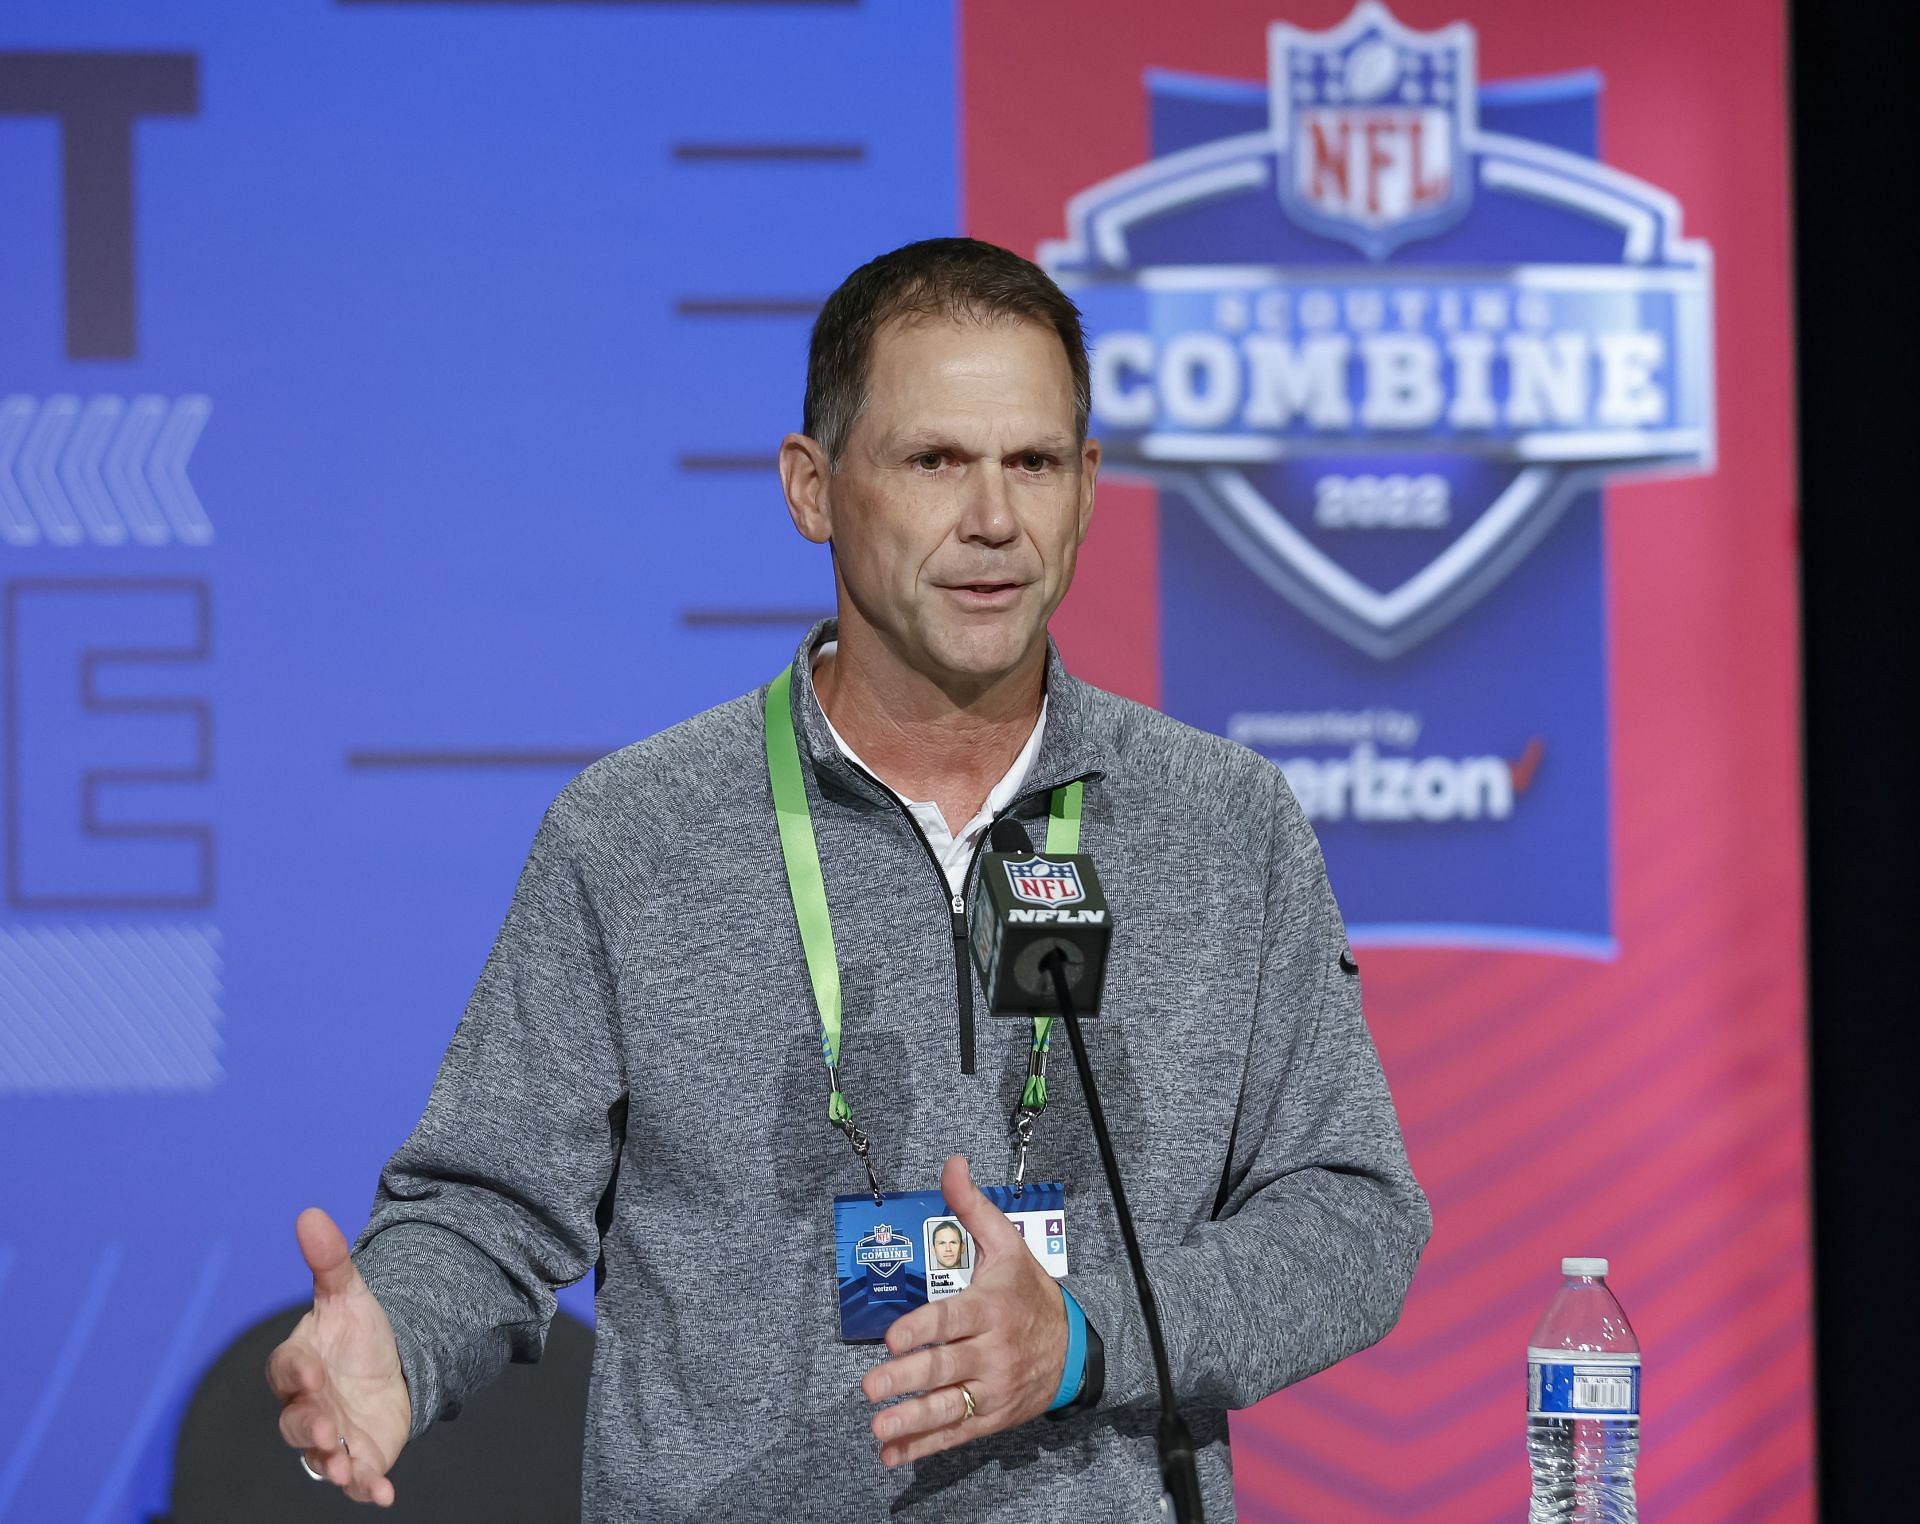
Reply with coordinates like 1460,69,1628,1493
268,237,1430,1519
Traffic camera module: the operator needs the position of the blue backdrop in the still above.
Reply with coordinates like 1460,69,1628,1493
1,3,953,1518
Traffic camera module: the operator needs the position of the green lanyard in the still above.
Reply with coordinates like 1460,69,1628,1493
764,665,1082,1197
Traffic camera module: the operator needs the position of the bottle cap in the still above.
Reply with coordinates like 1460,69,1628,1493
1562,1256,1609,1277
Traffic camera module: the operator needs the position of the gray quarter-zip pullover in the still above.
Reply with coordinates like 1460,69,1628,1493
353,620,1430,1521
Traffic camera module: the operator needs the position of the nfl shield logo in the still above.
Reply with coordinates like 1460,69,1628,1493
1006,859,1086,906
1269,0,1475,258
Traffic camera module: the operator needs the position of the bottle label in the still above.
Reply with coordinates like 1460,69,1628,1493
1529,1357,1640,1418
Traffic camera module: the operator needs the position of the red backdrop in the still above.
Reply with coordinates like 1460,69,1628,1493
962,2,1808,1519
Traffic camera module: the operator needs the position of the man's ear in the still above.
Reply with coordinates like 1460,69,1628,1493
781,433,834,545
1076,436,1102,545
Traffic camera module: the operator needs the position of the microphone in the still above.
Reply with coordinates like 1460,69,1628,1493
970,818,1112,1017
970,819,1204,1523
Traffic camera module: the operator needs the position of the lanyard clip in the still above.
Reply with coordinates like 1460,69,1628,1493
842,1119,883,1207
1009,1104,1040,1197
1009,1031,1051,1198
828,1063,883,1205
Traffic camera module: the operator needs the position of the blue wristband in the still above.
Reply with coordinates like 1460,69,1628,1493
1049,1286,1089,1411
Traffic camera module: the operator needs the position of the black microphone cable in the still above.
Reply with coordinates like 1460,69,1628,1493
989,819,1203,1522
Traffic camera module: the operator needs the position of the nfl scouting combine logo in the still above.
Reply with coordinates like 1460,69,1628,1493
1040,2,1713,953
1006,859,1086,906
1040,0,1713,659
854,1225,913,1279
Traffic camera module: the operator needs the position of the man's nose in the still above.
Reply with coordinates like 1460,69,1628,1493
957,461,1018,545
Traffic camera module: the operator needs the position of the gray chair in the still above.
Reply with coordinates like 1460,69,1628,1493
159,1304,592,1522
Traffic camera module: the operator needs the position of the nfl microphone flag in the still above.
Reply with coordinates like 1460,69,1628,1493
969,848,1114,1018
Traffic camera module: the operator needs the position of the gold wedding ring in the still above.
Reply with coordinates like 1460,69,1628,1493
959,1385,977,1421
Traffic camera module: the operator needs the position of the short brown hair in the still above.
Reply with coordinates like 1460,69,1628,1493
803,237,1090,470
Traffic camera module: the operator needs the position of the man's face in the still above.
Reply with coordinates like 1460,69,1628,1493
932,1226,964,1268
803,315,1099,687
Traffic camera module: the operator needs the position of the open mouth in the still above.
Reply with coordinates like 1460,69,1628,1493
942,581,1025,606
942,575,1027,593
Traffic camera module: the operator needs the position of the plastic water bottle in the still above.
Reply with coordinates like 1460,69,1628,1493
1527,1257,1640,1523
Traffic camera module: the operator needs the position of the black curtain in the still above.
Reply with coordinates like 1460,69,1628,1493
1796,5,1918,1520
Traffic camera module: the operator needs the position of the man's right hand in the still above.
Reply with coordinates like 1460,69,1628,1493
266,1207,412,1507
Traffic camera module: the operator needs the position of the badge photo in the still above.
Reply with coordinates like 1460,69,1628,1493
925,1215,974,1301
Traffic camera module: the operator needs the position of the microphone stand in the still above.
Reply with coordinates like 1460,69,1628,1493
1044,951,1204,1523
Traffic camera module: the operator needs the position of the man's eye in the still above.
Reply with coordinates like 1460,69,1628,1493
1020,453,1053,472
912,452,944,470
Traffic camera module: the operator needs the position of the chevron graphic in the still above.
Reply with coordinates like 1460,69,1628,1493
1226,790,1814,1523
0,923,223,1092
0,396,212,548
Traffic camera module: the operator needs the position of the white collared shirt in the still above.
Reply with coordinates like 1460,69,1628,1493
813,641,1047,895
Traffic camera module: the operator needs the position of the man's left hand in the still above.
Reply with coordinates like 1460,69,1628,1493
860,1154,1068,1467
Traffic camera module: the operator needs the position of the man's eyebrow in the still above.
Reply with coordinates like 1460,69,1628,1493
873,430,1079,457
877,430,967,455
